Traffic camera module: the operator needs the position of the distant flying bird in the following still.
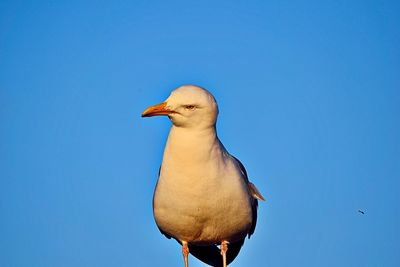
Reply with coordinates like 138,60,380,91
142,85,265,267
358,210,365,214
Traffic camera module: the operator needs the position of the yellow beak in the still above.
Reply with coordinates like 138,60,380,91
141,102,176,117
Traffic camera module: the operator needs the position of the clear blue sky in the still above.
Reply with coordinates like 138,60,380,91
1,1,399,266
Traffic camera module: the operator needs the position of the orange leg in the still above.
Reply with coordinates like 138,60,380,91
221,241,229,267
182,241,189,267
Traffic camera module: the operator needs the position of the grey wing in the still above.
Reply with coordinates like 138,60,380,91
231,156,261,238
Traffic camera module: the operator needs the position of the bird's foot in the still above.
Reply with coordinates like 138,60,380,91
221,241,229,267
182,241,189,267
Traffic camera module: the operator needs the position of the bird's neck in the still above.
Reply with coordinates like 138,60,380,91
162,125,223,165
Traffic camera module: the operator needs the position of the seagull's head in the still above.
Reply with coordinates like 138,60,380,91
142,85,219,129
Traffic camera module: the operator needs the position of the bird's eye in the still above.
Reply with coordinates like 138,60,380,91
185,105,196,110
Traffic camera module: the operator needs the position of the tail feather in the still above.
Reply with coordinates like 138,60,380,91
188,239,245,267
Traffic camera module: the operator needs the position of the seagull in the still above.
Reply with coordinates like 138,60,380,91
358,210,365,214
141,85,265,267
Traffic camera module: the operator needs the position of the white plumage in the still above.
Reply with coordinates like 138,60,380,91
142,85,264,267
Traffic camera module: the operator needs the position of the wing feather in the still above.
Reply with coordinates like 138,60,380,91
231,156,265,238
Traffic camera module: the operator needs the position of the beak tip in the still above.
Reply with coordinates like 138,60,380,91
141,111,150,118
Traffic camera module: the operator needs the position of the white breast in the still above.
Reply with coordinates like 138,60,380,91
152,127,253,244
